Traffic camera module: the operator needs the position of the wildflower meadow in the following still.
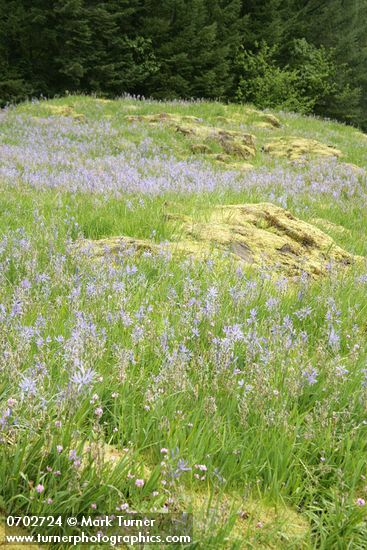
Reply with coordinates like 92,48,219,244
1,96,367,548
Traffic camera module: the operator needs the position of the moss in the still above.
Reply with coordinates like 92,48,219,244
263,137,342,160
42,104,86,122
78,203,361,278
255,121,276,129
180,491,310,549
261,113,282,128
191,143,212,154
126,112,257,160
221,140,255,159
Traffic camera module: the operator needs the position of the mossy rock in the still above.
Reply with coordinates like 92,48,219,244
43,104,86,122
220,161,254,171
263,137,342,160
78,203,362,278
213,153,233,162
76,235,210,261
179,203,358,276
255,121,275,129
125,112,256,159
261,113,282,128
221,139,255,159
191,143,212,154
127,112,187,124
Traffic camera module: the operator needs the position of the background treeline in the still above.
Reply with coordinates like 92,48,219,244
1,0,366,128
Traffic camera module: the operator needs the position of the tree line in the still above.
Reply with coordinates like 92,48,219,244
1,0,366,128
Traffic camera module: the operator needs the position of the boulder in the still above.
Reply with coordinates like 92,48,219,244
220,162,254,171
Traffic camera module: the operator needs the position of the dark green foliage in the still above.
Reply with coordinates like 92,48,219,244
0,0,366,129
235,38,361,121
279,0,367,126
0,0,158,102
139,0,244,100
235,42,307,112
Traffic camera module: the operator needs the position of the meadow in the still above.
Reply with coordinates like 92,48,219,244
1,95,367,548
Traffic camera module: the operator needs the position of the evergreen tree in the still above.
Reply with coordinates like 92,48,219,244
0,1,31,104
0,0,366,129
140,0,243,99
280,0,367,126
242,0,284,48
53,0,91,92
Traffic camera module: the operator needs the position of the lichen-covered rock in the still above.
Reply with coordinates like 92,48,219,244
43,104,86,122
261,113,282,127
255,121,275,129
182,491,310,548
220,162,254,171
76,235,209,260
176,124,256,151
221,140,255,159
127,112,183,124
79,203,360,278
213,153,233,162
191,143,212,154
126,112,256,158
179,203,356,276
263,137,342,160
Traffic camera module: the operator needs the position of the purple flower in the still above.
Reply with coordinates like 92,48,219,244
94,407,103,418
302,367,318,385
174,459,191,478
328,326,340,350
70,367,96,390
19,376,37,397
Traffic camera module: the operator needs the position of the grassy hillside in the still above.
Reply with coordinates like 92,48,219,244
1,95,367,548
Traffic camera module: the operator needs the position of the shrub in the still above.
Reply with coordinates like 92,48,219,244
235,39,348,115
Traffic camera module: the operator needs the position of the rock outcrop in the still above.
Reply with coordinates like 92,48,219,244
78,203,360,277
126,112,256,159
261,113,282,128
43,104,86,122
262,137,342,160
